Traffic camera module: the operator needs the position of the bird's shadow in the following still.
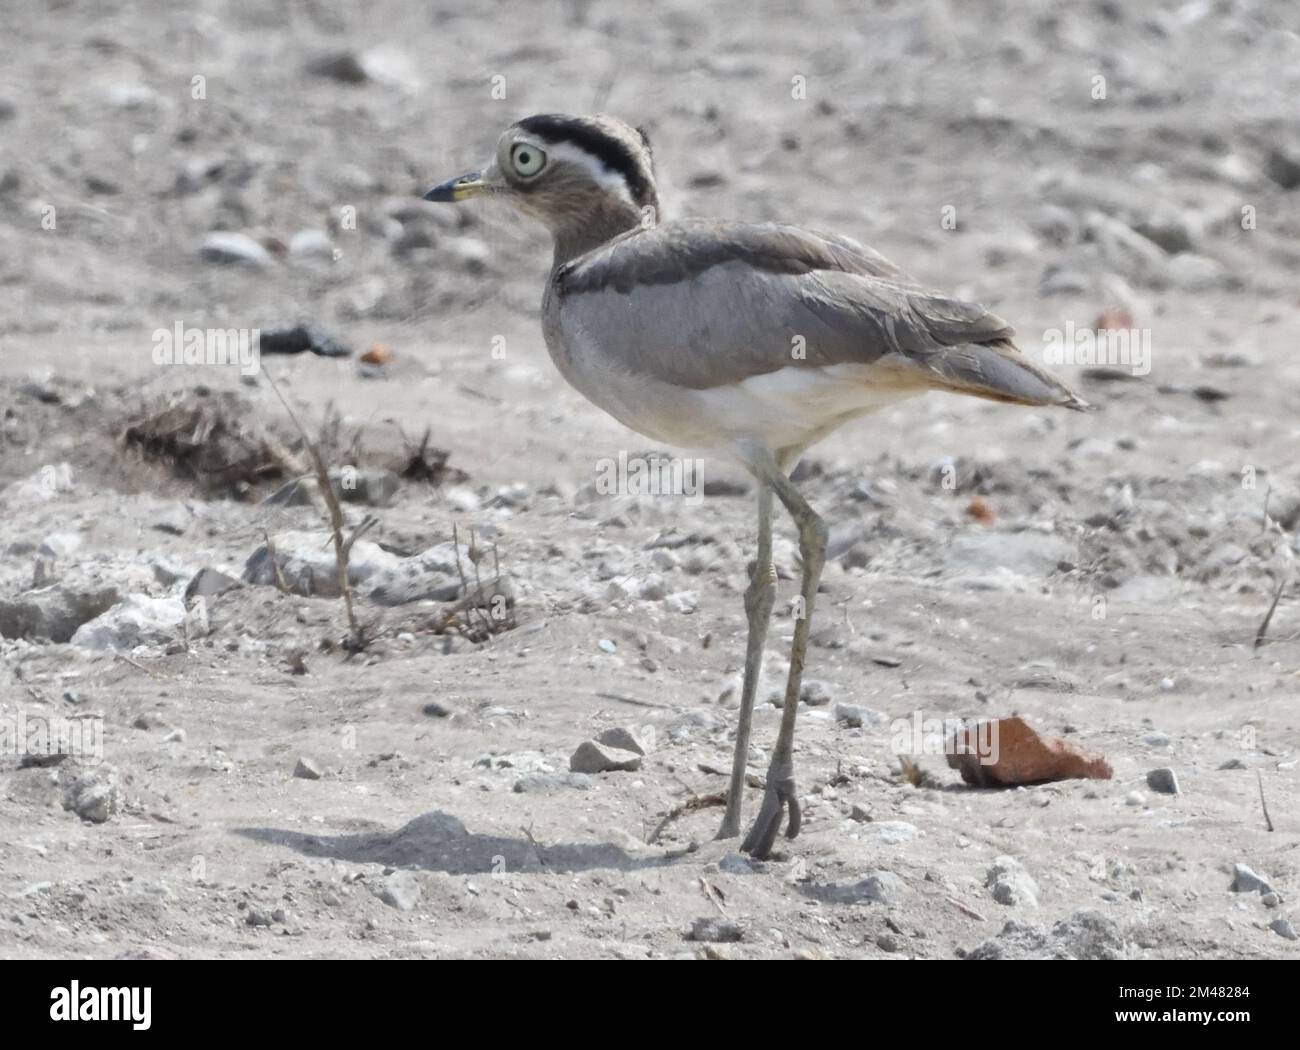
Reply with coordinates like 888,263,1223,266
234,809,669,876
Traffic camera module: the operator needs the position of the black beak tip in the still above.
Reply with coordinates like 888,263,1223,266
421,171,481,202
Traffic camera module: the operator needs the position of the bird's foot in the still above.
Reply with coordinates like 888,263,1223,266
740,775,800,859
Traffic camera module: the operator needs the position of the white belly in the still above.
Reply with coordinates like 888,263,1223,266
568,360,925,456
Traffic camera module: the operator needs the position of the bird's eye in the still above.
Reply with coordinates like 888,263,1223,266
510,143,546,178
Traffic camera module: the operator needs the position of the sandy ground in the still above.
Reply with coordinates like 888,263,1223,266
1,0,1299,959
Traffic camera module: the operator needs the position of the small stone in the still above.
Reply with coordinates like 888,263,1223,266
876,933,900,952
595,726,655,756
289,228,335,260
374,871,421,911
294,756,323,780
199,231,273,267
1265,146,1300,190
1146,767,1179,795
597,638,617,654
163,728,186,743
1218,758,1247,770
718,853,753,875
570,740,641,774
512,772,593,793
665,591,699,615
869,821,919,845
856,871,906,905
245,908,272,927
986,856,1039,908
1231,863,1273,895
1270,917,1298,941
849,804,872,823
1142,731,1171,747
422,701,454,719
800,679,833,706
1125,791,1146,807
687,917,744,943
184,568,242,602
1261,892,1280,908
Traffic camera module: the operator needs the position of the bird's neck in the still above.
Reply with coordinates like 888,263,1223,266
549,198,648,270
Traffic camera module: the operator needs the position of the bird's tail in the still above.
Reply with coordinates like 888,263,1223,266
927,339,1091,411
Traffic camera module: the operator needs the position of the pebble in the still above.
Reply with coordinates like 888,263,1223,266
718,853,753,875
1141,731,1171,747
294,756,323,780
1146,767,1180,795
868,821,919,845
1269,918,1298,941
199,231,273,267
986,856,1039,908
512,772,592,793
856,870,906,905
1230,863,1273,895
595,726,655,756
1125,791,1146,807
569,740,642,774
688,917,744,943
374,871,421,911
799,679,833,706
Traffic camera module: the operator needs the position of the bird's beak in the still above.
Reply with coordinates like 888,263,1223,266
422,170,486,202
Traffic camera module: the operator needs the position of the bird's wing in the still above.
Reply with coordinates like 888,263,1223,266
555,220,1086,408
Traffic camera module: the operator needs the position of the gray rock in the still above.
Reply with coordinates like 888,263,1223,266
374,871,421,911
294,756,323,780
799,679,833,706
855,870,907,905
512,772,593,793
0,581,121,643
199,231,273,267
64,766,119,824
687,917,744,943
1146,767,1180,795
835,703,882,728
151,504,191,536
242,530,402,599
595,726,655,756
986,856,1040,908
1218,758,1247,770
570,740,642,774
1265,146,1300,190
306,51,370,84
289,228,335,260
1231,863,1274,895
185,568,243,602
336,468,401,508
1270,917,1298,941
245,908,272,927
945,531,1072,577
38,531,82,559
1261,891,1280,908
718,853,754,875
1142,731,1171,747
869,821,920,845
70,595,186,650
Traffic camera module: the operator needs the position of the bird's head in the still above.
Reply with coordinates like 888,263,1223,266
423,114,659,245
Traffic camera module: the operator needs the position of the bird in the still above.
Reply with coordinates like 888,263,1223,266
423,113,1087,859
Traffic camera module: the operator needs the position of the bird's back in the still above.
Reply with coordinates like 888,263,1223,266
547,219,1087,412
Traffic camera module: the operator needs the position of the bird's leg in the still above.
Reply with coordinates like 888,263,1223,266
741,461,827,860
716,482,776,840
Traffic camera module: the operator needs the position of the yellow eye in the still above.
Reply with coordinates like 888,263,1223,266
510,142,546,177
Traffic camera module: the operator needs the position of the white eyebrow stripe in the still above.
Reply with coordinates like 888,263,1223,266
541,140,637,206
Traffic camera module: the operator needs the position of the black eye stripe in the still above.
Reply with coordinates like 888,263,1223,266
516,114,656,208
